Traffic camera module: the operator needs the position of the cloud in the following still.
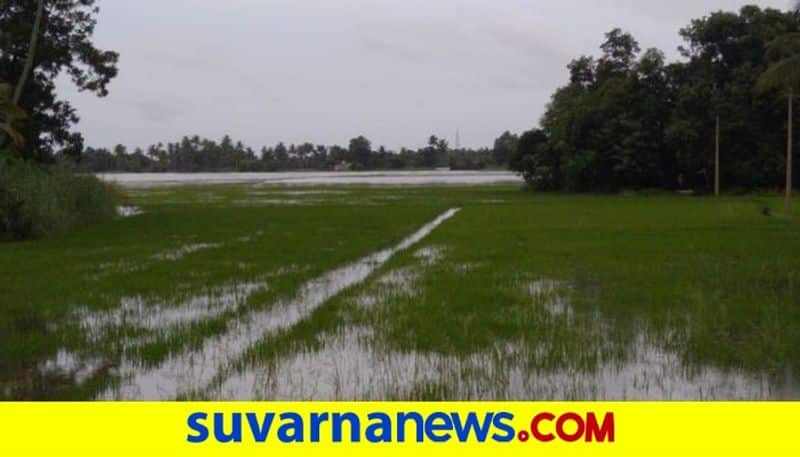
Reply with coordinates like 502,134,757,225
135,98,192,123
360,36,433,65
63,0,788,150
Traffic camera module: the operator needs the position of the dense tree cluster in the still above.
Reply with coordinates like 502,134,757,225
0,0,118,161
510,6,800,192
74,134,497,172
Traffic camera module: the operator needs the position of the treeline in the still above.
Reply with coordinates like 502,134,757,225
73,135,501,173
510,6,800,192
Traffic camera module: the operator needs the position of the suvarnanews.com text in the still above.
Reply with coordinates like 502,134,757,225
187,410,615,444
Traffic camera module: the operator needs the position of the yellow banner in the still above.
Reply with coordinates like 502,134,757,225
0,403,797,456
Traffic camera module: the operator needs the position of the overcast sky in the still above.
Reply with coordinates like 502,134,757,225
60,0,790,151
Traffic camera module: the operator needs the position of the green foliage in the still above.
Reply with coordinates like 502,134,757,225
76,133,503,172
510,128,561,190
419,135,449,168
448,148,490,170
348,135,372,169
0,157,118,240
0,0,118,160
511,6,800,192
0,82,27,151
492,131,518,166
757,34,800,95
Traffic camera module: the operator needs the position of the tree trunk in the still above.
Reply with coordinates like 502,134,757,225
715,115,720,196
788,90,794,218
13,0,45,105
0,0,44,151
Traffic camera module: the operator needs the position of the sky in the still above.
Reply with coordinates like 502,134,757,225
60,0,790,151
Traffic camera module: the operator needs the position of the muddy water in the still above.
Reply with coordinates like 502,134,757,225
98,171,522,188
100,208,461,399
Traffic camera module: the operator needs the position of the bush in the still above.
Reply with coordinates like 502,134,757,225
448,150,489,170
0,155,119,240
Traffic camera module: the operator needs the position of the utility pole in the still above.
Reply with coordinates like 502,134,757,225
715,115,720,196
787,88,794,218
712,81,720,197
455,129,461,150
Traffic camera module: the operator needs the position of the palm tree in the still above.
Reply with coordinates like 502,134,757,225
757,32,800,217
0,82,27,152
0,0,43,152
13,0,45,105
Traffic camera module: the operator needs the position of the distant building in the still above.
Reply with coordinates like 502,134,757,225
334,161,352,172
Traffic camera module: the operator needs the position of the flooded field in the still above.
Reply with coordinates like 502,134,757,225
2,185,799,400
102,209,460,399
98,170,523,188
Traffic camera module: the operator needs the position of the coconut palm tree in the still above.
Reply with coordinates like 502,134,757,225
0,82,27,152
0,0,43,152
13,0,45,105
757,32,800,217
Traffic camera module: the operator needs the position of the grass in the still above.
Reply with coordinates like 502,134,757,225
0,187,446,399
1,184,799,400
0,158,118,240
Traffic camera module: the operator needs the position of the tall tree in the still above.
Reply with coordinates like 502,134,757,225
677,5,794,191
348,136,372,168
12,0,44,105
0,0,119,160
492,131,519,166
757,32,800,216
420,135,448,168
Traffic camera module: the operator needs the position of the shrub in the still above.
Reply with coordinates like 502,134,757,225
0,155,119,240
449,150,489,170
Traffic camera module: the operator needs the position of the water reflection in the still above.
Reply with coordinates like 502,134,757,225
211,275,799,401
99,171,522,188
100,208,461,399
214,321,797,400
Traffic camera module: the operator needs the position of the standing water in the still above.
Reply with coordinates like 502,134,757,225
101,208,461,399
98,171,522,188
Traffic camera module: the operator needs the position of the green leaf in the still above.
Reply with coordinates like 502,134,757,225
756,55,800,95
